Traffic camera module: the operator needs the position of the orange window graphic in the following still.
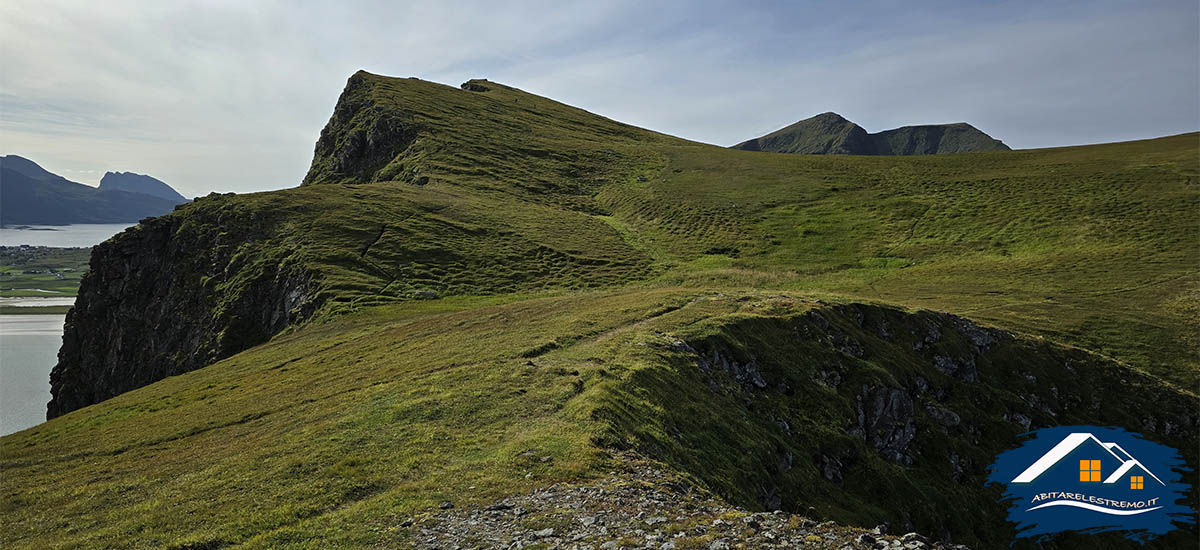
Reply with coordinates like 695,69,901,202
1131,476,1144,490
1079,460,1101,482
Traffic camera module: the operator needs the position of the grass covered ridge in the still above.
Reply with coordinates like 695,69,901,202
108,73,1200,387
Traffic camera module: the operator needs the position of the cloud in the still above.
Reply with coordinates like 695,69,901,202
1,1,1196,195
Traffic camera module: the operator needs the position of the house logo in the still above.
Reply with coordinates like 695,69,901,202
987,426,1194,543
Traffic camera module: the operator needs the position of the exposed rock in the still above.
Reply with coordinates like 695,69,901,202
932,354,978,383
403,452,964,549
833,330,865,358
695,348,768,393
818,366,844,388
850,385,917,464
48,210,315,418
925,405,961,427
950,316,999,354
909,317,941,350
1006,412,1033,431
460,80,491,92
776,449,794,473
818,452,846,484
775,419,792,434
303,71,425,186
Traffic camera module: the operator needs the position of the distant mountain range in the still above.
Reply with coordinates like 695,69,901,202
0,155,188,226
733,112,1010,155
99,171,188,203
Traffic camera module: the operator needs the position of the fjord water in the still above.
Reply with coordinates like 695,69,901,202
0,223,132,247
0,224,114,434
0,314,63,435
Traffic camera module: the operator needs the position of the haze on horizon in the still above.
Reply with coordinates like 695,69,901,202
1,0,1197,197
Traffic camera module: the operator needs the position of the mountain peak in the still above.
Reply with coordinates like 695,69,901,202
0,154,55,180
810,111,850,121
99,171,187,203
733,113,868,154
734,114,1009,155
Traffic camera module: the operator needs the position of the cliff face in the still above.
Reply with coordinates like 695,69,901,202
599,301,1198,545
47,195,315,418
733,114,1010,155
301,71,428,186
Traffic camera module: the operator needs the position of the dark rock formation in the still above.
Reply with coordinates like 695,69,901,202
696,348,769,393
47,197,316,418
660,301,1197,546
301,71,426,186
460,80,491,92
849,385,918,465
732,113,1009,155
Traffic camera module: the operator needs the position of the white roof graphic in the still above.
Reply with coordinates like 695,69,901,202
1011,432,1164,485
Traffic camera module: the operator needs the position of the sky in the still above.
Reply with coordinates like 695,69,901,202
2,1,1197,197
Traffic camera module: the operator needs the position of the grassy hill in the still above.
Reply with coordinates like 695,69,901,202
4,72,1197,549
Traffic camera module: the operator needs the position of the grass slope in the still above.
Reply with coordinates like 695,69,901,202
2,290,1194,549
194,73,1200,388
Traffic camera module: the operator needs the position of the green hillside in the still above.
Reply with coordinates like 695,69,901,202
4,72,1197,549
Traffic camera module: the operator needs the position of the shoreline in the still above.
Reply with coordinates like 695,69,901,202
0,305,72,314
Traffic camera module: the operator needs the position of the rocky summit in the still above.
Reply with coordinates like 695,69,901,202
732,113,1010,155
3,72,1196,550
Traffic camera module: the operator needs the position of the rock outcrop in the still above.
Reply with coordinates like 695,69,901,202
301,71,428,186
47,195,315,418
733,113,1010,155
601,298,1198,547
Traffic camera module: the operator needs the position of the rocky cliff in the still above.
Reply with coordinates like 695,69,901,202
733,113,1010,155
47,194,315,418
301,70,430,186
597,300,1198,545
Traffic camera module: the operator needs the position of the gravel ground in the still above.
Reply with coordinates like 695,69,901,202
388,452,968,550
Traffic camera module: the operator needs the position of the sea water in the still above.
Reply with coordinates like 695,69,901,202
0,314,64,435
0,223,133,247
